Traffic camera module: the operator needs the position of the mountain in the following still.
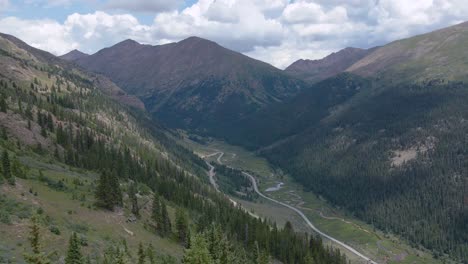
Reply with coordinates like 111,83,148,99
285,47,374,83
59,49,89,61
0,33,347,264
0,33,144,110
347,21,468,82
75,37,306,133
218,21,468,263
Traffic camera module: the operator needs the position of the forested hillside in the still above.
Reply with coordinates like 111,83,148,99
262,78,468,262
220,73,468,262
192,23,468,263
0,33,347,263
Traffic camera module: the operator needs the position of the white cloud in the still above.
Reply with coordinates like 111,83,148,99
0,0,467,68
104,0,183,13
0,16,77,55
205,1,239,23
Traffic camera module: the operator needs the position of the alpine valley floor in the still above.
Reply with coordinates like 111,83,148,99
176,132,449,264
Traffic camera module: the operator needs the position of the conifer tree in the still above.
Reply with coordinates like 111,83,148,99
175,208,189,246
160,199,171,236
146,244,155,264
24,215,51,264
151,193,161,229
0,94,7,113
182,234,213,264
137,242,145,264
65,232,83,264
110,171,123,206
95,170,121,210
129,181,140,217
2,150,14,185
95,171,111,210
304,253,315,264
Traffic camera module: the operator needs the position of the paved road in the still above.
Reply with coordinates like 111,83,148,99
242,171,377,264
204,151,377,264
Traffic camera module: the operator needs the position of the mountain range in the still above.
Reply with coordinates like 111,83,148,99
0,19,467,263
0,30,346,264
70,37,306,133
67,21,468,262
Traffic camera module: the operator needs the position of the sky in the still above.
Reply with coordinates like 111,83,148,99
0,0,467,69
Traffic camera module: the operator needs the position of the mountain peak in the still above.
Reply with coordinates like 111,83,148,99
60,49,89,61
111,39,141,49
177,36,220,49
285,47,373,83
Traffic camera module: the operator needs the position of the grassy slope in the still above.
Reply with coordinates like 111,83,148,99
0,153,182,263
177,134,444,264
348,21,468,83
0,34,190,262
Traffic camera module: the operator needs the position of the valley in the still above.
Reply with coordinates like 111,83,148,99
1,9,468,263
181,134,447,264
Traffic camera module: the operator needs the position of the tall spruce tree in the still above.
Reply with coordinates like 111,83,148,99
95,170,122,210
146,244,155,264
24,215,51,264
160,200,171,236
0,94,7,113
129,181,140,217
110,170,123,206
65,232,83,264
95,171,111,210
175,208,189,246
137,242,145,264
2,150,13,185
182,234,213,264
151,193,161,229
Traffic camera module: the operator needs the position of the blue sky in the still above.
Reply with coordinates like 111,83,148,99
0,0,467,68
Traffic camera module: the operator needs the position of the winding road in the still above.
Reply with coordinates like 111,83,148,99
203,151,377,264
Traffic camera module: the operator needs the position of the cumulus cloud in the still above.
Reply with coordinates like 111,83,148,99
104,0,183,13
0,0,467,68
0,16,77,55
152,0,285,52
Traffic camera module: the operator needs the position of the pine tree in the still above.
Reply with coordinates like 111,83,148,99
137,242,145,264
18,99,23,114
95,172,111,209
109,171,123,206
47,113,54,132
146,244,155,264
129,182,140,217
176,208,189,246
304,253,315,264
0,94,7,113
151,193,161,229
182,234,213,264
65,232,83,264
95,170,121,210
2,150,14,185
24,215,51,264
160,199,171,236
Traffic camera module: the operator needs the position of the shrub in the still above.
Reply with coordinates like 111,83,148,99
49,225,61,235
